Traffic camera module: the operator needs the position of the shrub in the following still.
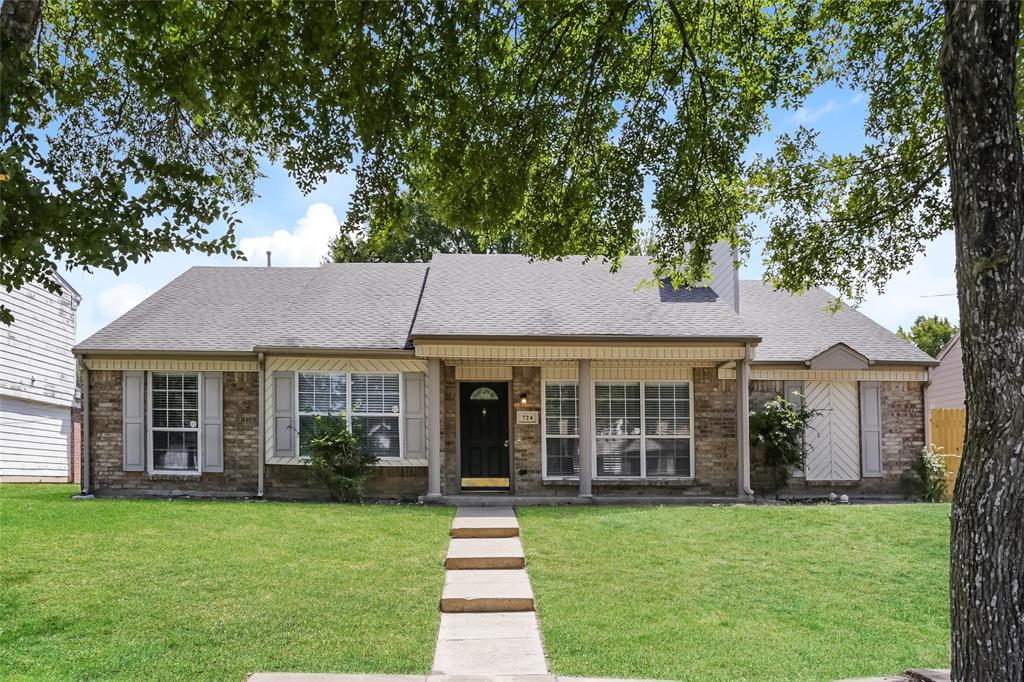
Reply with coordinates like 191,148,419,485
750,394,819,492
302,415,378,502
917,445,949,502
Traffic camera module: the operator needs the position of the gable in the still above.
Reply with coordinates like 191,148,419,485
808,343,871,370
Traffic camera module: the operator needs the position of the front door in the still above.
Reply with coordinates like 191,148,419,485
460,382,510,491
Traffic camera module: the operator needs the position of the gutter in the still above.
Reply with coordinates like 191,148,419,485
257,352,265,498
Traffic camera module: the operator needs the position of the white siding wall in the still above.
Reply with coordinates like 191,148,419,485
0,396,71,480
0,280,79,406
0,279,78,480
930,337,965,409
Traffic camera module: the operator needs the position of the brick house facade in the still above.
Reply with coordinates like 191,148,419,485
75,253,936,503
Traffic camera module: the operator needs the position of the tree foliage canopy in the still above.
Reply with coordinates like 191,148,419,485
897,314,958,358
330,197,520,263
7,0,990,316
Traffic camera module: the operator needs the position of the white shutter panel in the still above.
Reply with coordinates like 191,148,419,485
860,381,883,477
122,371,145,471
202,372,224,472
273,372,296,459
804,381,861,482
403,372,426,460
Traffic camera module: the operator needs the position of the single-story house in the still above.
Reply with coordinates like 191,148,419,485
73,246,936,501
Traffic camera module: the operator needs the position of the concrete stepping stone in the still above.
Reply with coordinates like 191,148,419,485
441,569,534,612
445,537,525,570
433,612,548,676
451,507,520,538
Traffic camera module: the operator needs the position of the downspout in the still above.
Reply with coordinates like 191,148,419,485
80,358,90,495
923,368,933,449
257,352,265,498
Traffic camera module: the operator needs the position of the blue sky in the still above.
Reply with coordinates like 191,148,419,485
67,83,959,342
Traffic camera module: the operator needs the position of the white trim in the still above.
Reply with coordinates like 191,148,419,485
718,368,929,382
84,358,257,372
147,371,203,476
416,343,746,362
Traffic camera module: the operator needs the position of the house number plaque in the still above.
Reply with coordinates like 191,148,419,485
516,410,539,424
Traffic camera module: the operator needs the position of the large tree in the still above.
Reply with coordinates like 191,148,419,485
330,198,520,263
3,2,1021,677
898,315,959,358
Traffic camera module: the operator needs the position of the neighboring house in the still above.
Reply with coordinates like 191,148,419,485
73,247,936,501
929,332,965,409
1,275,82,483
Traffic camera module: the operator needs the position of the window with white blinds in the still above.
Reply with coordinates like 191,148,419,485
595,381,693,479
150,372,200,473
297,372,401,459
351,374,401,459
543,382,579,477
595,382,643,476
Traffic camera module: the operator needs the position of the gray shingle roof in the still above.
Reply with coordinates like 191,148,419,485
74,264,429,352
738,281,935,365
411,254,758,339
75,257,934,367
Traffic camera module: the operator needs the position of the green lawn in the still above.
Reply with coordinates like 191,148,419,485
519,504,951,682
0,485,452,681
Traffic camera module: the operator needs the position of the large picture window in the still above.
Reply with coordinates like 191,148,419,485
297,372,402,459
595,380,693,479
150,372,200,473
543,382,579,477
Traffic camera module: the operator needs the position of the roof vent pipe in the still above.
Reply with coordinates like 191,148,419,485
266,251,272,267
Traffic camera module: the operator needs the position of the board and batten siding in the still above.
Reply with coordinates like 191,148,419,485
0,279,80,481
929,335,965,409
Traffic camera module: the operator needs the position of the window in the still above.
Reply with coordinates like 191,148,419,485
643,383,692,477
543,382,579,477
298,372,347,451
470,386,499,401
350,373,401,458
150,372,200,473
595,382,642,476
297,372,402,459
595,380,693,479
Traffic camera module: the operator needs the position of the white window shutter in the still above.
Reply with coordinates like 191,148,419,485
273,372,297,458
122,371,145,471
860,381,883,477
403,372,426,460
202,372,224,472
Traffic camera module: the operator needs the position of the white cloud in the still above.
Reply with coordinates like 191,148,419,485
793,98,838,125
852,231,960,332
239,202,340,267
96,282,151,319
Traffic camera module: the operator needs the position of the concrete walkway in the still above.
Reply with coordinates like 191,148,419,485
433,507,548,676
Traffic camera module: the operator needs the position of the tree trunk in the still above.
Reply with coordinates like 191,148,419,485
940,1,1024,680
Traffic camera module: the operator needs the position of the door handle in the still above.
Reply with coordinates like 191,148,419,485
504,440,509,448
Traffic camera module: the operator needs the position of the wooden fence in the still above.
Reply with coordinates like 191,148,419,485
930,407,966,499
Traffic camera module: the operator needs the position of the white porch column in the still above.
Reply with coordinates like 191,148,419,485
578,359,594,498
736,347,753,498
426,357,442,498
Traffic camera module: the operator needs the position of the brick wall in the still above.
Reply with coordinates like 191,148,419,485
88,369,424,500
534,367,741,498
441,363,458,494
751,379,926,497
88,370,260,495
511,367,543,494
264,463,427,500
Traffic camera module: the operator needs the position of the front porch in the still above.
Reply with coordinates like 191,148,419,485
416,340,756,501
